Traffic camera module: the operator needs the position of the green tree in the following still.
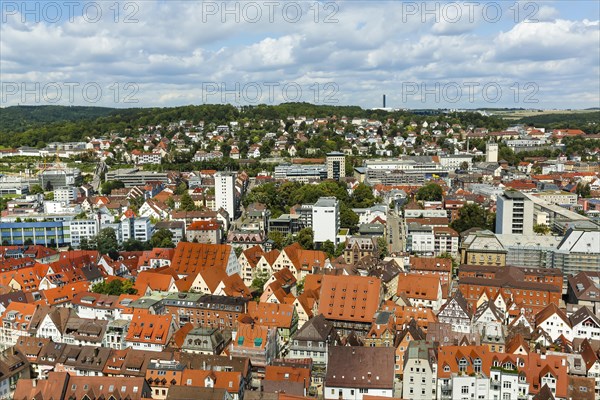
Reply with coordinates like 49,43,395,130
450,203,494,233
251,270,269,299
123,238,150,251
179,192,197,211
340,204,359,233
533,224,551,235
297,228,314,250
96,228,119,255
150,228,175,248
334,241,346,257
79,237,91,250
576,183,591,198
377,236,389,259
268,231,284,250
29,184,44,195
321,240,336,258
101,180,125,195
416,183,443,202
234,246,243,258
92,279,137,295
174,182,188,195
351,183,376,208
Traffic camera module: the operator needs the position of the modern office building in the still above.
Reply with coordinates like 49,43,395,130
274,163,326,183
496,190,534,235
0,221,70,246
326,152,345,181
105,168,169,187
38,167,82,189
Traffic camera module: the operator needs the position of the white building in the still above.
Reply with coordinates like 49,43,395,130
534,191,578,206
439,154,473,170
43,201,80,214
486,142,498,163
121,217,153,242
407,223,434,255
496,191,534,235
65,219,98,248
402,341,437,400
215,172,237,222
138,152,162,165
312,197,340,245
54,186,78,203
444,375,490,400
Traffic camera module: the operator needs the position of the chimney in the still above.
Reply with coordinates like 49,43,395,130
382,94,386,108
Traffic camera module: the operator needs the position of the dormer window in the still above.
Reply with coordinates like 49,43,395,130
458,358,468,372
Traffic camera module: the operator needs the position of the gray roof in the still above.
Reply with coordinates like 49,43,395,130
293,314,335,342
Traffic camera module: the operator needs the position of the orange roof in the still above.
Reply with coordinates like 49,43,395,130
379,301,437,331
181,369,242,393
222,274,251,298
170,242,232,276
260,249,281,266
396,273,440,301
41,281,90,306
134,268,178,293
241,245,264,269
234,322,270,350
137,248,175,268
170,323,195,348
318,275,381,323
125,313,173,345
247,302,295,328
1,301,38,330
264,365,310,389
0,263,46,292
187,219,220,231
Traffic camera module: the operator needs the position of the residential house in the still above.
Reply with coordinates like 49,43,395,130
402,341,438,400
436,290,472,334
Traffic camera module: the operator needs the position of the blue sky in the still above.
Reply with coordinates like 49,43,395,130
1,0,599,109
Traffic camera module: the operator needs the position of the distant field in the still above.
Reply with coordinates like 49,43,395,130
492,109,599,120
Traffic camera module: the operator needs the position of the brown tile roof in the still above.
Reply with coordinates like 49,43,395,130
535,303,571,327
14,371,151,400
325,347,395,389
409,257,452,273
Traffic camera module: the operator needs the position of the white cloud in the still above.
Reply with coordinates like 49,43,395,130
0,1,598,109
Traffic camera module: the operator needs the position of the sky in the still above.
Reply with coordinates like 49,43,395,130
1,0,599,109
